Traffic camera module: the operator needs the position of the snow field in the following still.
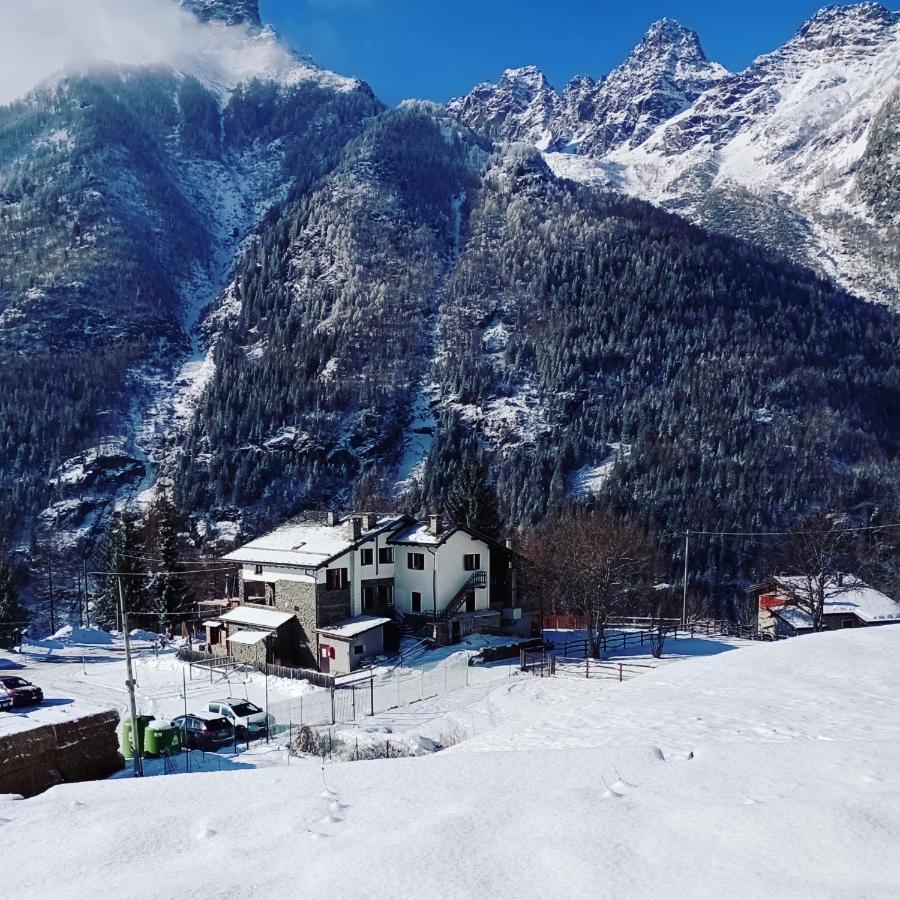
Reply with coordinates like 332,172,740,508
2,627,899,899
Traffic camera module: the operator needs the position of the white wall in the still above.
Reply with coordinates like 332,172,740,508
240,563,316,585
393,531,490,615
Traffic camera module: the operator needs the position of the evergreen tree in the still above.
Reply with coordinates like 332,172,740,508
446,454,503,539
0,560,27,646
145,492,191,634
91,512,148,632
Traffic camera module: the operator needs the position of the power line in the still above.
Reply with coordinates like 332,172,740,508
685,522,900,538
90,566,238,577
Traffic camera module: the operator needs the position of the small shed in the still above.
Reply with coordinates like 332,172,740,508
209,606,299,666
316,616,391,675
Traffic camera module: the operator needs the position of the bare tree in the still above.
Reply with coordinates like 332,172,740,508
769,512,854,632
522,510,656,659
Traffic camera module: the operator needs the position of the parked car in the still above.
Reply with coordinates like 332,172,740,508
0,687,13,713
208,698,273,739
0,675,43,707
170,713,235,751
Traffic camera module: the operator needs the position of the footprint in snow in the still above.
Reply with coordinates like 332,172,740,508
196,823,217,840
652,747,666,762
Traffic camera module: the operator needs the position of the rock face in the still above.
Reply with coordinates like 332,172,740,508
448,4,900,305
447,66,562,148
448,19,727,155
180,0,261,27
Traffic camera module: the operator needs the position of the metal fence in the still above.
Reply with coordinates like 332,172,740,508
265,657,496,730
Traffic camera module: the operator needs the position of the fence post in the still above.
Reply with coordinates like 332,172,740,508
369,677,374,716
330,687,335,725
586,656,589,679
619,663,623,683
352,685,356,721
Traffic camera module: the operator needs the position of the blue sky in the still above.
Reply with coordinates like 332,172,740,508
259,1,875,104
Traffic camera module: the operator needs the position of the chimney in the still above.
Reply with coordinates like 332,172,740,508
837,572,844,586
428,513,443,536
362,513,378,531
326,511,339,527
347,516,362,541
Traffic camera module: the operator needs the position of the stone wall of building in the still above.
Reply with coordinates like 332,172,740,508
0,709,122,798
317,586,351,628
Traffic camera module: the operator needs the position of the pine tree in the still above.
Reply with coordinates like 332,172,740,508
0,560,27,646
446,454,503,539
91,512,148,632
145,492,190,634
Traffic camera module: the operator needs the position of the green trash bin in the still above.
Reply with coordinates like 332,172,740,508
121,715,154,759
145,722,179,757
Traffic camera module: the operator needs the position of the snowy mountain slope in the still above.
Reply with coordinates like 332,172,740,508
4,628,899,899
452,4,900,304
0,8,381,573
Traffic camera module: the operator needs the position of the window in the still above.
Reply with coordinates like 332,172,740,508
463,554,481,571
362,586,374,610
360,548,374,566
353,644,364,656
411,591,422,613
407,552,425,571
254,564,264,576
325,568,349,591
378,584,394,607
378,547,394,565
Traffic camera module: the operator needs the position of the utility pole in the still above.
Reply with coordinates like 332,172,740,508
682,531,690,626
118,575,143,777
47,547,55,634
83,559,90,627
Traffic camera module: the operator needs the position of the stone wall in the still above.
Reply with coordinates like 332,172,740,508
317,586,351,627
0,709,122,798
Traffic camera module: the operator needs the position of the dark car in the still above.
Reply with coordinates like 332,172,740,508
0,675,43,707
171,714,235,751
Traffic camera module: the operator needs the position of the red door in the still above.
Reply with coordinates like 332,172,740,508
320,644,332,673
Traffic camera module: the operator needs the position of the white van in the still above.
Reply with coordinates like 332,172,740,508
208,698,273,739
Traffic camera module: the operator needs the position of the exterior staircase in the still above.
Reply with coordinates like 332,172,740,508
438,570,488,622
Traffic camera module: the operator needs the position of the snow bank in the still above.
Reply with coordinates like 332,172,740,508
50,626,115,646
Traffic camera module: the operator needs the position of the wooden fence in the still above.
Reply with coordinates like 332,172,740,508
176,647,335,689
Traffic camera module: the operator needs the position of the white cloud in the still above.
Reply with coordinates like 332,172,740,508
0,0,303,104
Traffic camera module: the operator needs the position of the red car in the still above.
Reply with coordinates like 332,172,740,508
0,675,44,707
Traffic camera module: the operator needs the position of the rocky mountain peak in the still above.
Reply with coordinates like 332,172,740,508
787,3,898,52
179,0,262,28
447,66,561,147
631,18,709,65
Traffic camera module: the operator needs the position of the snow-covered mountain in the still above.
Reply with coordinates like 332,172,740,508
2,1,899,628
180,0,261,27
449,4,900,304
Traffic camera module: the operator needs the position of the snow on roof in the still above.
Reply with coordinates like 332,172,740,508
773,575,900,624
202,620,223,628
219,607,295,629
316,616,391,640
389,522,450,545
224,515,406,567
227,630,271,646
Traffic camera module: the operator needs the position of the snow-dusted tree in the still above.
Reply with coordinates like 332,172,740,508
522,510,655,658
0,559,27,646
144,492,191,634
769,512,853,632
91,512,148,632
446,454,502,539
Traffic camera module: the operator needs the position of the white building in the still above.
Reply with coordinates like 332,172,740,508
210,513,519,674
